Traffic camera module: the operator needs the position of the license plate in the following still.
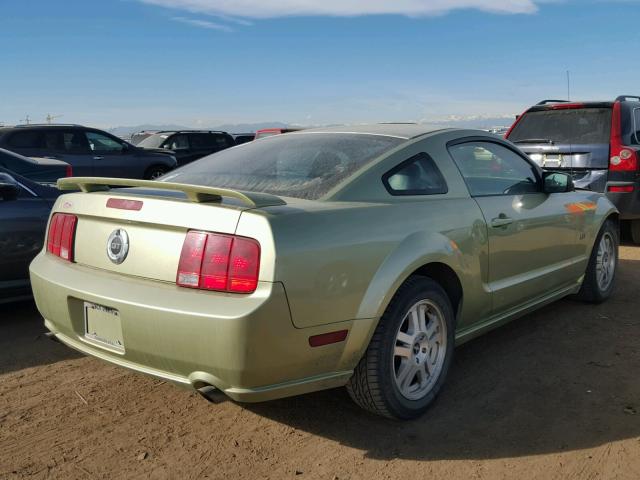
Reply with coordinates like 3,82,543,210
84,302,125,353
544,154,561,167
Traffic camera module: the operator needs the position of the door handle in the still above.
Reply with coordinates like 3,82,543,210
93,156,104,160
491,216,513,228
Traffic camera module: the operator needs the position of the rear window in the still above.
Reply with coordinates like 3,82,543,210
509,108,612,144
161,133,404,200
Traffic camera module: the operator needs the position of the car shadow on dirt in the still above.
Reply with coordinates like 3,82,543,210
247,257,640,461
0,300,81,376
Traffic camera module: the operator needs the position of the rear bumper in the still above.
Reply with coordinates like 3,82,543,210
605,181,640,220
29,252,374,402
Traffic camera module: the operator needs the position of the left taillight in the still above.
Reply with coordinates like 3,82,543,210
177,231,260,294
65,165,73,177
46,213,77,261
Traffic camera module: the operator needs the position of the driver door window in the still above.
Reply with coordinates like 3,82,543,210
449,142,539,196
86,132,125,154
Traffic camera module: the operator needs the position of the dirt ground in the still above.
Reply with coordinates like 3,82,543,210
1,248,639,480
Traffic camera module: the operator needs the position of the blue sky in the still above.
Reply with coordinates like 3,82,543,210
1,0,639,128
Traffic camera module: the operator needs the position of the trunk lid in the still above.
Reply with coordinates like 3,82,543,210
54,178,285,283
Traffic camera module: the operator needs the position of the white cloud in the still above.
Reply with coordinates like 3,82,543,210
142,0,543,19
171,15,233,30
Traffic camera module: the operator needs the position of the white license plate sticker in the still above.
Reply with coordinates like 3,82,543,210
84,302,125,353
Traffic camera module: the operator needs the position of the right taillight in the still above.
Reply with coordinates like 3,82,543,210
46,213,77,261
65,165,73,177
610,101,638,171
177,231,260,294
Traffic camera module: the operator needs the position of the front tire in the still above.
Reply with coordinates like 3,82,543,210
575,219,618,303
144,165,168,180
347,277,455,420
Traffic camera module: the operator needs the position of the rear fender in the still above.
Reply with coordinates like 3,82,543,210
356,230,464,321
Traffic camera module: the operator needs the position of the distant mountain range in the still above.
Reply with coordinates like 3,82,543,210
107,116,515,139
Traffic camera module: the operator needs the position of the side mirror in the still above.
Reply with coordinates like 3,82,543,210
543,171,574,193
0,173,21,201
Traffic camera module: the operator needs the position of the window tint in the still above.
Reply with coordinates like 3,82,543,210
162,133,404,200
384,153,447,195
449,142,539,196
86,131,125,153
61,131,90,153
166,134,189,150
509,108,612,144
632,108,640,145
189,133,231,149
7,131,41,148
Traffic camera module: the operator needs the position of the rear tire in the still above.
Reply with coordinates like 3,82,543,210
144,165,168,180
347,277,455,420
630,219,640,245
575,219,618,303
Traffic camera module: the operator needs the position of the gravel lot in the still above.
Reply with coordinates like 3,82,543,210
1,246,639,480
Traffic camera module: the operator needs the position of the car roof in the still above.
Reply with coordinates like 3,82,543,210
289,123,451,140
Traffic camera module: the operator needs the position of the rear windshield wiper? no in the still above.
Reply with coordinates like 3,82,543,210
513,138,555,145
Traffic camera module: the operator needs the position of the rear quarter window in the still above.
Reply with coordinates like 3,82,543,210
509,108,612,144
7,130,42,148
383,153,448,195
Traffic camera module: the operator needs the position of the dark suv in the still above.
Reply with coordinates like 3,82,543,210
137,130,235,166
506,96,640,242
0,125,177,180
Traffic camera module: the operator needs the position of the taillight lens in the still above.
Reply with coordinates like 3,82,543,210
608,185,634,193
610,101,638,171
177,231,260,294
46,213,77,261
65,165,73,177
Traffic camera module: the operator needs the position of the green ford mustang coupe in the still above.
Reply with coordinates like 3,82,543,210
30,125,619,419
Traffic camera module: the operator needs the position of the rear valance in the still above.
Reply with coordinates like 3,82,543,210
57,177,287,208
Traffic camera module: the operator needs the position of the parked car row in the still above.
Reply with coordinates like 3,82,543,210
0,124,296,184
0,124,177,180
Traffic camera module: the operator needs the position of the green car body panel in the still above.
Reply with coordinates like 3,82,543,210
29,126,618,402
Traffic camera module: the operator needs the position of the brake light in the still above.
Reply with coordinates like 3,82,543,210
608,185,634,193
46,213,77,261
550,102,585,110
106,198,144,211
610,101,638,171
177,231,260,293
65,165,73,177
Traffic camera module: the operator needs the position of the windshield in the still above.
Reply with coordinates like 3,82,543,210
509,108,612,144
160,133,404,200
138,134,170,149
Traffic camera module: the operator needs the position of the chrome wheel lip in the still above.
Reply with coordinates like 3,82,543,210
392,299,447,401
596,232,616,292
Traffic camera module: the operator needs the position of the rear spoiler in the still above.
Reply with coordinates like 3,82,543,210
57,177,287,208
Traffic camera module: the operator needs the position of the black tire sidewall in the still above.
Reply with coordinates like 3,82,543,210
378,278,456,419
145,166,167,180
586,220,619,302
